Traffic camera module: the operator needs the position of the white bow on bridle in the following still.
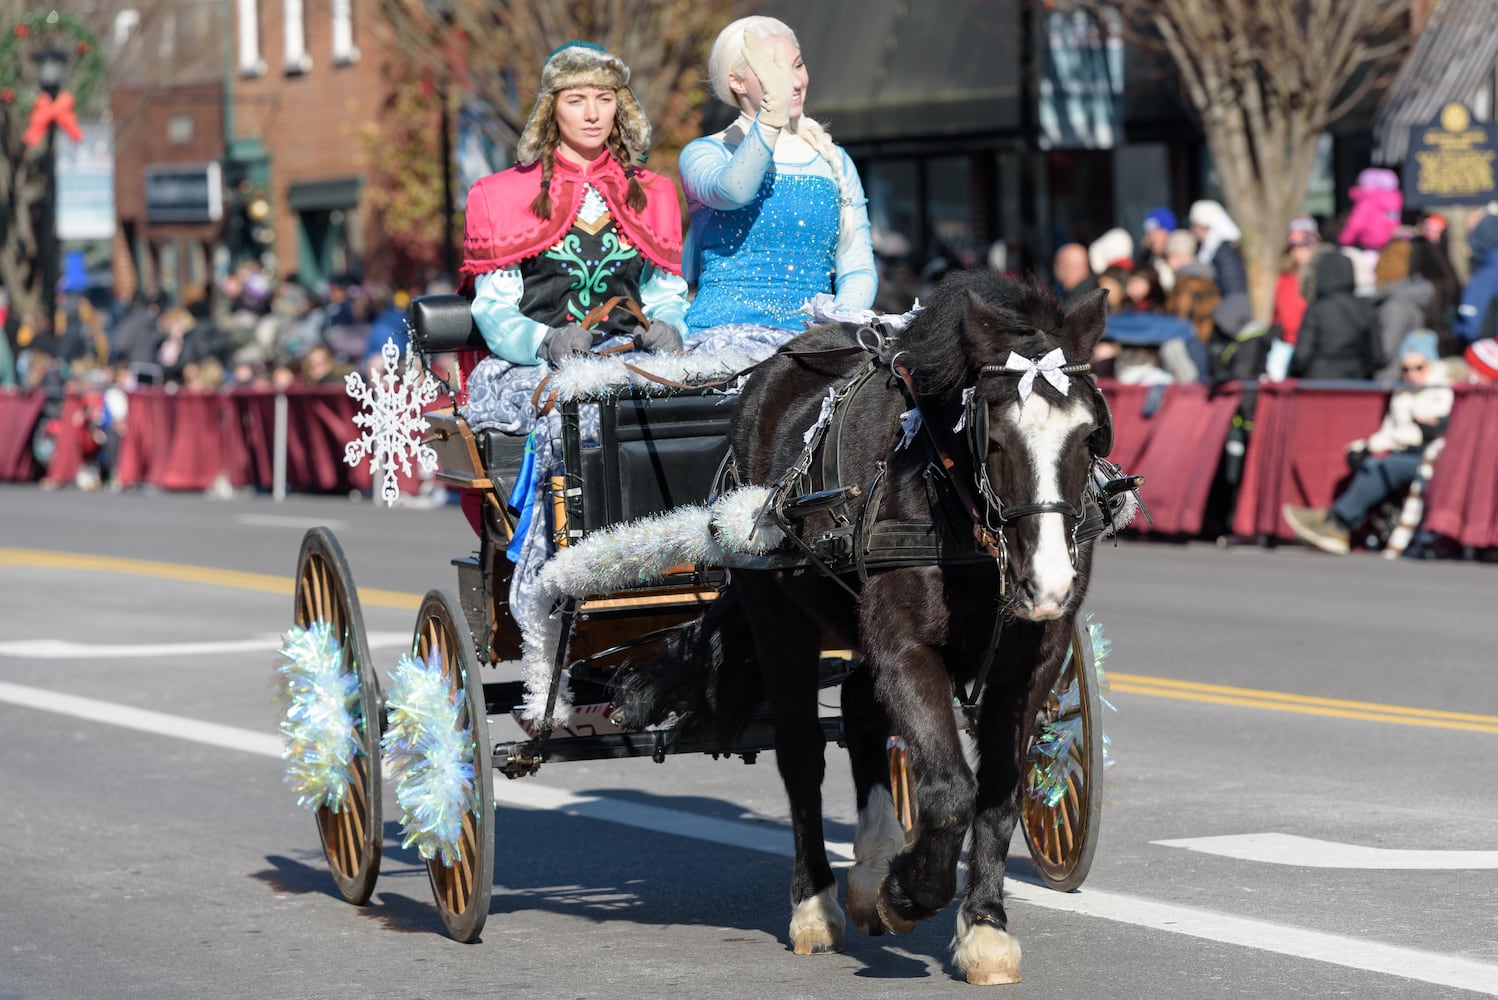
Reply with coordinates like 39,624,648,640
1003,348,1072,406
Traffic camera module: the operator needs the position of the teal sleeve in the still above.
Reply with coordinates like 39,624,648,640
640,265,690,331
679,118,778,211
832,148,877,312
471,268,549,366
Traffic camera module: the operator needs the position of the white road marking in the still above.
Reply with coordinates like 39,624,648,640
2,679,1495,996
235,514,349,531
0,633,412,659
1154,832,1498,870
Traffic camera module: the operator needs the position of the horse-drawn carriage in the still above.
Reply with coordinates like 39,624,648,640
280,275,1136,982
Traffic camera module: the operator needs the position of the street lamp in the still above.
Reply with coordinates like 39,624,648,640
33,43,67,344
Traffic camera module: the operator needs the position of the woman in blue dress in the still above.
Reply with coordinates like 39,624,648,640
680,16,877,344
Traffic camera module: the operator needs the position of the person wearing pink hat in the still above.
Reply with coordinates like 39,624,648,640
1465,338,1498,381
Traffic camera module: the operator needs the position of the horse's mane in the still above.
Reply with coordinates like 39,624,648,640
900,271,1070,398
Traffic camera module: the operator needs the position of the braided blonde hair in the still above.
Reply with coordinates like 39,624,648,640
708,16,857,211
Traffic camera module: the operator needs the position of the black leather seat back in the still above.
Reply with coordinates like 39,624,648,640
409,294,485,354
575,392,736,532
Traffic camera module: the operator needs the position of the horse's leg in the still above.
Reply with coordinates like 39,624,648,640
839,663,907,937
737,572,845,955
954,618,1069,985
859,569,976,934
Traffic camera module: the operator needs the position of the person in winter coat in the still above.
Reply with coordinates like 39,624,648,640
1372,239,1437,381
1452,213,1498,344
1188,200,1248,297
1290,251,1382,380
1338,167,1403,253
1283,330,1453,554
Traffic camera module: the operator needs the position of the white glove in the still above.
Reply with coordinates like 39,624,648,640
741,28,794,129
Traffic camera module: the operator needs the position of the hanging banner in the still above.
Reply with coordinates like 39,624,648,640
1037,1,1124,150
56,122,116,241
1404,102,1497,208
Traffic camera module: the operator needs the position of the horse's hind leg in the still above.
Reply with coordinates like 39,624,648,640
737,572,845,955
840,663,907,937
859,570,976,934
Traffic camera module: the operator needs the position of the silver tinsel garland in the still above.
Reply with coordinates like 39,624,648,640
1027,616,1116,808
381,650,479,866
274,621,360,812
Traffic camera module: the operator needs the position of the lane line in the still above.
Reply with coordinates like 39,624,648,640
1,678,1495,996
0,548,419,610
0,633,413,659
1153,833,1498,870
1111,682,1498,735
1112,672,1498,725
235,514,349,531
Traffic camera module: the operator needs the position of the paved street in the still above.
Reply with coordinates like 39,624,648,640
1,484,1494,999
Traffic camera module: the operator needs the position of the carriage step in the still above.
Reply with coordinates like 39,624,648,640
779,485,862,520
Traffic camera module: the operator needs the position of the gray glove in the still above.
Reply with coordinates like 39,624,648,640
540,324,594,366
635,319,683,354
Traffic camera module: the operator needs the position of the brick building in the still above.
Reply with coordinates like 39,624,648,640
228,0,405,285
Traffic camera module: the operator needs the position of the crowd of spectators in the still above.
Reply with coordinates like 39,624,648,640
0,264,448,493
4,177,1498,554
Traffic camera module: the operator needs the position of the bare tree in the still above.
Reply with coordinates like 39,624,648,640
374,0,741,184
1100,0,1413,321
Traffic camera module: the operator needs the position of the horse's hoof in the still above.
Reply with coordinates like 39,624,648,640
953,914,1022,985
846,798,906,937
789,886,845,955
873,876,919,935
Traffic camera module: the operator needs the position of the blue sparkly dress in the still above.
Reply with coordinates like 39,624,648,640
680,114,876,338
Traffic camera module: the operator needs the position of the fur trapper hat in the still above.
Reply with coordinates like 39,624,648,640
516,41,652,166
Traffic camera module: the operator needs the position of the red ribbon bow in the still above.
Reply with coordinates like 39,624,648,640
24,90,83,149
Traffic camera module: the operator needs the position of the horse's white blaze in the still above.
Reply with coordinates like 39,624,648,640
788,885,846,955
1009,398,1092,618
953,911,1023,985
846,794,909,935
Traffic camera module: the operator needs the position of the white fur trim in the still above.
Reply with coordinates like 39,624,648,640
517,487,781,723
549,350,766,402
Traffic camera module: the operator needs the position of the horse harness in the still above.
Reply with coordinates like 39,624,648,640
716,324,1143,713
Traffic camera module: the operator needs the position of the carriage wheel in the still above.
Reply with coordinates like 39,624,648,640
1020,619,1105,892
412,589,494,942
293,527,383,905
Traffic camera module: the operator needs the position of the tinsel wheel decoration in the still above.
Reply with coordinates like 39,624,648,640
381,649,479,866
274,621,361,812
1027,616,1116,808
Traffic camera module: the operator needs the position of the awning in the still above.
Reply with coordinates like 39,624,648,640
286,176,362,211
757,0,1023,146
1372,0,1498,165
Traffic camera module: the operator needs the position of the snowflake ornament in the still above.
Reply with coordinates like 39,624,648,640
344,339,441,506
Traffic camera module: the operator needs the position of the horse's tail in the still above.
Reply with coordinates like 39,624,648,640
609,585,763,747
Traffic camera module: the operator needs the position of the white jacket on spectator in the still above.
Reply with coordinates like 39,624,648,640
1355,363,1453,455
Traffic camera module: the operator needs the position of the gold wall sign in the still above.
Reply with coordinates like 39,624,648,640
1404,101,1497,208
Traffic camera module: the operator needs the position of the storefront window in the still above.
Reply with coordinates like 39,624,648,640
926,156,975,262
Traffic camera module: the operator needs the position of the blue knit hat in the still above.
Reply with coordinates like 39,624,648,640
1397,330,1439,363
1142,207,1177,233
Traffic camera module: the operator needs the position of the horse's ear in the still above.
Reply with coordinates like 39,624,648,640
963,288,999,335
1062,288,1109,358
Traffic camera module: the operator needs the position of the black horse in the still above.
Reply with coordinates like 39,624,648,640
615,272,1111,984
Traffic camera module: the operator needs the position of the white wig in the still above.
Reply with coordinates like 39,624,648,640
708,15,797,108
704,16,857,214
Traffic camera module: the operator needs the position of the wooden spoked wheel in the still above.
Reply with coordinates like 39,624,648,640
1020,619,1105,892
411,589,494,943
293,527,383,905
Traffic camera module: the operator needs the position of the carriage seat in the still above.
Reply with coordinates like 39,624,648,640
408,294,734,533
